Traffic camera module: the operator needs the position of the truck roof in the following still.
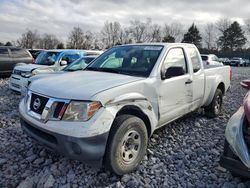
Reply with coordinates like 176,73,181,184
117,42,197,48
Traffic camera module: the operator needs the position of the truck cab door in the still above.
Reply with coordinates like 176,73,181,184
186,47,205,110
158,48,193,126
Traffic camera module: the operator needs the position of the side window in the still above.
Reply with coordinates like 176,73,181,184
61,53,81,64
11,49,29,58
0,48,9,57
162,48,187,79
187,47,201,73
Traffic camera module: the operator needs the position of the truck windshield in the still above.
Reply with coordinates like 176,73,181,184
64,56,95,71
85,45,163,77
35,51,60,65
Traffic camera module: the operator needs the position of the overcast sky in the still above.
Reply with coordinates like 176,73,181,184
0,0,249,43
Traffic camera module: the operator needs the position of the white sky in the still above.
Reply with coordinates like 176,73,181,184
0,0,249,43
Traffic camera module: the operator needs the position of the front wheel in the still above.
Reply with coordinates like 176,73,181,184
205,89,223,118
104,115,148,175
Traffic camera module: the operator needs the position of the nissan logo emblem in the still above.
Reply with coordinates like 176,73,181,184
33,98,41,110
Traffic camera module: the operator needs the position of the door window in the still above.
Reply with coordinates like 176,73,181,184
11,48,29,58
162,48,187,79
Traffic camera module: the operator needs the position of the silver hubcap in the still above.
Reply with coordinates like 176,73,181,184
120,130,141,164
214,95,221,114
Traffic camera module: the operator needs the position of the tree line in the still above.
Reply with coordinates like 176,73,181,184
2,18,250,53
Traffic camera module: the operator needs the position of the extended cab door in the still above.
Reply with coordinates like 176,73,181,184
158,47,193,125
186,47,205,110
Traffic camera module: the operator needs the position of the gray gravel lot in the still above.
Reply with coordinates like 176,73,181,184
0,67,250,188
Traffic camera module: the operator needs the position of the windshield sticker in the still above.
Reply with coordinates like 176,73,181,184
144,46,163,51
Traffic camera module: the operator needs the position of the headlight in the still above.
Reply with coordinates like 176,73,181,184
21,71,32,78
62,101,102,121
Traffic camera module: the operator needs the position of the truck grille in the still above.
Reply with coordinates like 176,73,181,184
28,92,69,121
30,93,49,115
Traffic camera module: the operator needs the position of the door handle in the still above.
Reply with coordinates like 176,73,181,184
185,79,193,84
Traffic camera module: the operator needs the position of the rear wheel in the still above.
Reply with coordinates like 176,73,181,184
205,89,223,118
104,115,148,175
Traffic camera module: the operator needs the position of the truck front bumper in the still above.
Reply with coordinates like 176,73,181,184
19,99,111,166
20,117,109,166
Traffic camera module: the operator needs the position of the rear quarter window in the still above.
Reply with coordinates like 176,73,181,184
11,48,30,58
0,48,9,57
187,47,201,73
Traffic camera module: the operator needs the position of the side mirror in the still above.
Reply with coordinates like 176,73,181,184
60,60,68,66
240,80,250,90
162,66,185,79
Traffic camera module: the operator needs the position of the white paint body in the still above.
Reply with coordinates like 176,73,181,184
19,43,231,139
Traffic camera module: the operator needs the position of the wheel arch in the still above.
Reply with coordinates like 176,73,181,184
114,105,153,137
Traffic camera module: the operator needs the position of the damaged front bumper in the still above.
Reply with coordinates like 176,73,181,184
220,106,250,177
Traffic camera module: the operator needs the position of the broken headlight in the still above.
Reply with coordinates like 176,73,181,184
62,101,102,121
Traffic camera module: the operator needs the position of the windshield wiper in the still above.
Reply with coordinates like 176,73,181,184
85,67,100,71
85,67,120,74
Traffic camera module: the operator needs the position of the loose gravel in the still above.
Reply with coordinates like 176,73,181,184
0,67,250,188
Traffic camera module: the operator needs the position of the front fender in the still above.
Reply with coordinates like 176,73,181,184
103,93,158,136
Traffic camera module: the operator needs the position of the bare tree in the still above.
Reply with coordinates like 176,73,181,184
216,18,231,34
118,27,132,45
39,34,60,49
17,29,40,49
203,23,216,50
129,18,152,43
162,22,184,42
245,19,250,35
149,24,162,42
101,21,122,48
67,27,85,49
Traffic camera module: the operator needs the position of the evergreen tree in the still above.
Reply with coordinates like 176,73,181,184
56,43,65,49
162,35,175,43
182,23,202,48
218,21,246,51
5,41,12,46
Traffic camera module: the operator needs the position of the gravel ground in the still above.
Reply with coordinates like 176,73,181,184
0,67,250,188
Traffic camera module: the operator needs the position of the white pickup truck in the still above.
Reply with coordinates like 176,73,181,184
19,43,231,175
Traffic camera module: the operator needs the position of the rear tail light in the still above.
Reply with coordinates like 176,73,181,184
230,66,232,80
32,57,35,64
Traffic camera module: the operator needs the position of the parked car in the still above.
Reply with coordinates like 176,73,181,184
219,58,231,65
28,49,43,60
9,49,102,92
21,55,98,95
244,59,250,67
201,54,223,67
230,57,245,66
220,80,250,177
0,46,33,77
19,43,231,175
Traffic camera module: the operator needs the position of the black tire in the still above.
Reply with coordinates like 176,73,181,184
205,89,223,118
104,115,148,175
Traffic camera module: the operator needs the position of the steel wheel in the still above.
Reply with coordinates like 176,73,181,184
214,95,222,114
120,130,141,164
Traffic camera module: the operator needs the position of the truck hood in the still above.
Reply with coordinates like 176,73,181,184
15,64,48,72
30,71,145,100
